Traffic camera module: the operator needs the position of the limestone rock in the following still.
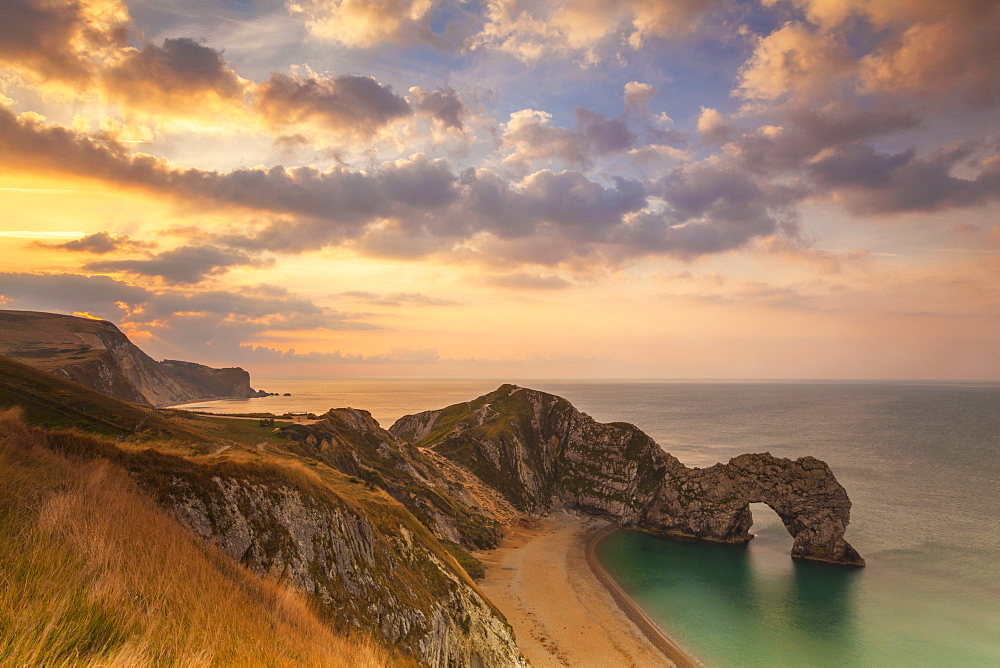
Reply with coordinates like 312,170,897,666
135,454,527,667
391,384,865,566
278,407,505,551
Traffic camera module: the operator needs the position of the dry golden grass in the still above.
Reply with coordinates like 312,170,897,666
0,409,397,667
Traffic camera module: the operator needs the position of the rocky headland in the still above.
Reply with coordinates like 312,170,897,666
0,310,262,406
388,384,864,566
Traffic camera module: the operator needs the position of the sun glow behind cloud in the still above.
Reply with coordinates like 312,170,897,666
0,0,997,379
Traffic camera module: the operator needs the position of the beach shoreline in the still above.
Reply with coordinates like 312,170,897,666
476,513,698,667
583,524,699,667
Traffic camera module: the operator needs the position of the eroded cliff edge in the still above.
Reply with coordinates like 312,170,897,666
389,384,864,566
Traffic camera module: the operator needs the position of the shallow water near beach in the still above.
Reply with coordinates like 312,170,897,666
180,379,1000,667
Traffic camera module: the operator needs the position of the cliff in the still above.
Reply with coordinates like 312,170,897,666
0,311,258,406
390,384,864,566
159,359,261,400
0,410,394,667
0,395,527,667
134,453,525,666
278,408,506,551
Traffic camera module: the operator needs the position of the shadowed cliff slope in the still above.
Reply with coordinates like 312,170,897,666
391,384,864,566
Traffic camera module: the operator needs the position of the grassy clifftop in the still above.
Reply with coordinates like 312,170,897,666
0,409,393,667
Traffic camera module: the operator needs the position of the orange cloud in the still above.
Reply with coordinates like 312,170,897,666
737,22,852,101
755,0,1000,105
472,0,718,62
288,0,434,48
0,0,129,84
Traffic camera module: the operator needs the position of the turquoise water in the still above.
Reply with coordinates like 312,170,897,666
179,379,1000,666
574,382,1000,667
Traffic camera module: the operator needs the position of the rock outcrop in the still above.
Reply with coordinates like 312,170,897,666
391,384,864,566
0,311,259,406
279,408,505,550
125,451,527,667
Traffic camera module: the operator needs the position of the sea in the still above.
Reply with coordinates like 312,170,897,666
176,379,1000,667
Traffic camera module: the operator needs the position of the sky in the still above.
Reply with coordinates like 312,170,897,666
0,0,998,380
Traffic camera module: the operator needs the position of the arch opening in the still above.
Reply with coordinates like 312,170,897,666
748,502,792,544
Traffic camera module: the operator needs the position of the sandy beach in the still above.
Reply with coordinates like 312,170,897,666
476,513,698,667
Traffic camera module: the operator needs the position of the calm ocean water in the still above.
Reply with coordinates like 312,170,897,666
178,379,1000,666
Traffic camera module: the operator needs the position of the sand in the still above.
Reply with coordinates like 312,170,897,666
476,513,698,667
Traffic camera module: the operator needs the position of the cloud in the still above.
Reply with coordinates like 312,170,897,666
336,291,462,306
485,272,571,290
256,72,412,137
628,144,693,171
858,4,1000,105
696,107,732,144
769,0,1000,104
0,272,150,318
408,86,466,130
808,143,1000,214
288,0,439,48
501,109,587,171
737,22,853,102
605,159,798,260
471,0,719,62
754,234,856,274
84,245,273,284
746,2,1000,107
37,231,155,254
623,81,656,116
102,38,246,113
286,0,718,61
725,103,919,177
688,280,820,311
21,104,982,269
500,107,635,172
0,272,381,363
240,345,440,365
0,0,129,83
575,108,635,156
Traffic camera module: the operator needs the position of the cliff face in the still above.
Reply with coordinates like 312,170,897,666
159,360,259,400
125,451,526,667
390,384,864,566
279,408,505,550
0,311,257,406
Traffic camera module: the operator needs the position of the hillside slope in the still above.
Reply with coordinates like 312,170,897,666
0,354,198,440
0,311,260,406
0,409,393,667
0,372,527,666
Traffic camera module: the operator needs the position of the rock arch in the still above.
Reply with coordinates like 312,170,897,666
643,453,865,566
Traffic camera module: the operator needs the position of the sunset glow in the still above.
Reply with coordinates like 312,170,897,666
1,0,997,379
